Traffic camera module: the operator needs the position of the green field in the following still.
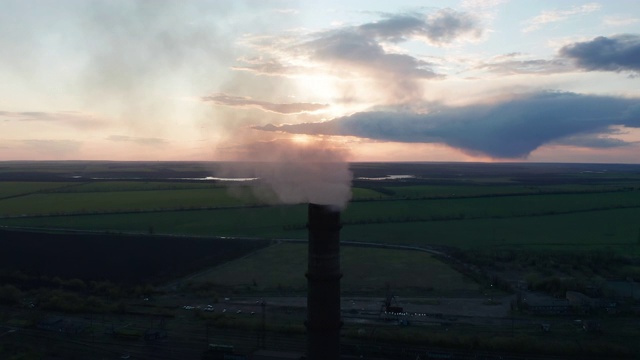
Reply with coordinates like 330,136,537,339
342,207,640,251
2,162,640,359
2,184,639,253
189,243,478,295
2,162,640,254
0,181,74,198
0,187,260,216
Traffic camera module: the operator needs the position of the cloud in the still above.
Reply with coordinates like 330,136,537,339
0,110,106,129
201,93,328,114
232,57,306,77
475,58,572,75
107,135,168,147
306,29,439,79
255,91,640,158
461,0,509,9
274,9,299,15
603,16,639,27
559,34,640,73
523,3,601,33
358,9,482,45
235,9,483,104
553,133,635,148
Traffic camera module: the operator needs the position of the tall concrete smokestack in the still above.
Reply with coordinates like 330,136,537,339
306,203,342,360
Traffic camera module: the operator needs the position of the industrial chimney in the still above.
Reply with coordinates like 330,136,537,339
306,203,342,360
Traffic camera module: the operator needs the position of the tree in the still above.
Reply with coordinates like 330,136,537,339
0,284,22,305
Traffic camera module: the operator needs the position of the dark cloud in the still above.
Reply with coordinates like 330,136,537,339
303,9,482,79
107,135,168,147
255,92,640,158
201,93,328,114
554,133,635,148
560,34,640,73
0,110,106,129
307,30,438,79
359,9,482,44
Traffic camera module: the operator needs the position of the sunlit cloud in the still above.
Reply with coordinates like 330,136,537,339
234,9,483,104
201,93,328,114
461,0,509,9
523,3,601,33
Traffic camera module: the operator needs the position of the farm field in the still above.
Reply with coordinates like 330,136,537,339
188,243,478,295
2,204,639,253
2,164,639,254
2,161,640,360
0,186,260,216
0,228,270,284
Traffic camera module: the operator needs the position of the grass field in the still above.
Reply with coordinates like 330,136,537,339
189,243,478,295
341,207,640,251
2,187,639,253
1,162,640,254
0,205,308,237
2,162,640,359
0,187,260,216
0,181,75,198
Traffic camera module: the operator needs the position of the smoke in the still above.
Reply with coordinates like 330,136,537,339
215,138,352,210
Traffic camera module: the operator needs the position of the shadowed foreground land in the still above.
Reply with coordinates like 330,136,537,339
1,161,640,359
0,229,269,284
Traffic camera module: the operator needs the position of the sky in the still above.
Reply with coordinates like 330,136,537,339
1,0,640,163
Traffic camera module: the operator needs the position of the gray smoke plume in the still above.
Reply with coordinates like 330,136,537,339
215,139,352,209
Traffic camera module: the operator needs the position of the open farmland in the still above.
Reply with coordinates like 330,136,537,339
0,228,269,284
187,243,478,295
1,161,640,254
0,185,260,216
0,182,78,199
2,161,640,360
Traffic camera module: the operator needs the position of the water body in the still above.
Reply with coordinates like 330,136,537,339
356,174,416,181
170,177,258,182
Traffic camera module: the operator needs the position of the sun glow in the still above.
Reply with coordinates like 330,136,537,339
291,134,314,144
